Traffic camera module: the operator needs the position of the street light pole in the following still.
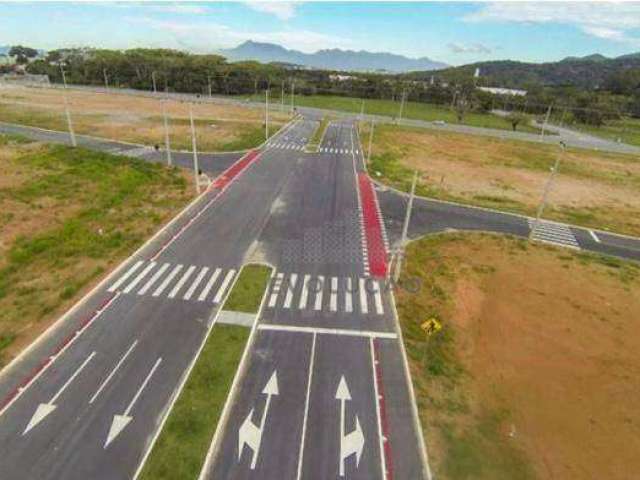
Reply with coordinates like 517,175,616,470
60,65,77,147
359,99,365,121
103,68,109,90
151,71,157,94
540,104,553,139
290,80,295,115
265,89,270,140
162,89,172,167
189,104,201,195
366,120,375,166
397,88,406,124
530,142,565,240
394,170,418,282
207,74,212,98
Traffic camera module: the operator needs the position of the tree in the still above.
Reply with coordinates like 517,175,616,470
9,45,38,64
506,112,526,131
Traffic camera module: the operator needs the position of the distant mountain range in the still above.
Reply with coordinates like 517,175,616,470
219,41,448,73
423,52,640,89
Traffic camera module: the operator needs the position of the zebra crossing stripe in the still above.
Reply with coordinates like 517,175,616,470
330,277,338,312
314,275,324,311
284,274,298,309
123,262,156,294
299,274,311,309
198,268,221,302
138,262,170,295
359,278,368,314
345,278,353,313
108,260,143,292
183,266,209,300
153,264,183,297
269,272,284,308
168,265,196,299
213,269,236,303
372,280,383,315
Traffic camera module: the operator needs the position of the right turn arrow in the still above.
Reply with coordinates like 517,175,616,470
336,375,365,477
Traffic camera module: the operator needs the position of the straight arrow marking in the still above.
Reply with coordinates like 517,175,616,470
238,370,279,469
23,351,96,435
104,356,162,448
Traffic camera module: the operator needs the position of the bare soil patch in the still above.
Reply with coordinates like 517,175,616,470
397,233,640,480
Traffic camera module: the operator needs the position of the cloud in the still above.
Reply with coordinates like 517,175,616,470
151,4,210,15
447,42,492,54
464,2,640,45
126,16,352,53
243,1,298,21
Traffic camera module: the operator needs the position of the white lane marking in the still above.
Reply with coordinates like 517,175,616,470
238,371,279,469
268,272,285,308
372,280,384,315
105,357,162,449
359,278,368,314
152,264,183,297
284,273,298,309
138,262,170,295
330,277,338,312
213,269,236,304
108,260,143,292
198,268,221,301
168,265,196,299
257,324,397,339
345,278,353,313
314,275,324,311
296,333,317,480
590,230,601,243
184,266,209,300
24,351,96,435
370,338,387,480
89,340,138,404
123,262,156,294
336,376,365,476
299,274,311,309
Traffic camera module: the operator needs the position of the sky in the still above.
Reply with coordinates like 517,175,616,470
2,1,640,66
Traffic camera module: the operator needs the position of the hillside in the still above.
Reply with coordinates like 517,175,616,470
219,40,448,73
417,53,640,89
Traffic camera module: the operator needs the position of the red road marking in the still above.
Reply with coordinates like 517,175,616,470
373,339,394,480
358,173,388,277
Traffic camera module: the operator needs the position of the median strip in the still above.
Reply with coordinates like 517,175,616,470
305,116,330,152
138,263,272,480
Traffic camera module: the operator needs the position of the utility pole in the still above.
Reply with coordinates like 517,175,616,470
162,88,172,167
189,104,201,195
207,74,212,98
151,71,157,94
540,104,553,140
265,89,270,140
530,142,565,240
397,88,407,124
103,68,109,90
281,80,285,112
359,99,365,121
290,79,295,115
60,65,77,147
366,120,375,166
394,170,418,282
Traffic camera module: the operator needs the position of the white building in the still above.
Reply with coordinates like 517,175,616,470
478,86,527,97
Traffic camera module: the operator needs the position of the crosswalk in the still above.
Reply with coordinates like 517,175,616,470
319,147,359,155
266,141,306,151
105,145,154,158
266,272,386,315
529,219,580,248
108,260,237,303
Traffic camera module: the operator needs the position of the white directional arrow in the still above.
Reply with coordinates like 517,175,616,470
23,351,96,435
336,376,365,477
104,357,162,449
238,370,279,469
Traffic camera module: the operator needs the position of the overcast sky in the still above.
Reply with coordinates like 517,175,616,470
2,1,640,65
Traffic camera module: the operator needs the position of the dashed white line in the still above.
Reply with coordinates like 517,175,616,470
89,340,138,404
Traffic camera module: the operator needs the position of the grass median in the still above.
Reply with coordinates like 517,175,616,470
139,263,272,480
305,116,330,152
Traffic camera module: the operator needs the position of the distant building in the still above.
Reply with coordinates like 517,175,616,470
477,86,527,97
329,74,358,82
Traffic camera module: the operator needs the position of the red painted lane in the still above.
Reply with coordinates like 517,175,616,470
358,173,388,277
210,149,260,191
373,339,394,480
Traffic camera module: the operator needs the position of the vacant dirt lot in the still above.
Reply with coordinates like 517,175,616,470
397,233,640,480
0,84,289,151
0,134,193,366
366,124,640,236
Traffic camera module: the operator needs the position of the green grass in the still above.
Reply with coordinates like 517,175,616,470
223,264,272,313
0,138,191,365
240,93,541,133
305,116,330,151
565,116,640,147
138,324,251,480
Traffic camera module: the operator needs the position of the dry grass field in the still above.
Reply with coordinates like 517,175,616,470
0,133,193,366
364,124,640,236
397,233,640,480
0,85,289,151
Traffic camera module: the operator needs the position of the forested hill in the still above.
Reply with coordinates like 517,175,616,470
412,53,640,90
